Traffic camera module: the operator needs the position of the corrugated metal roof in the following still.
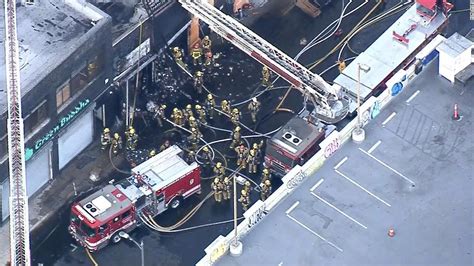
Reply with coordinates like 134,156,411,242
437,32,473,58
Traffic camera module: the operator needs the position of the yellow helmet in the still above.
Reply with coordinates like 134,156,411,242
252,97,258,103
161,104,167,109
114,133,119,139
186,104,192,110
232,108,239,114
250,149,255,156
196,71,203,76
216,162,222,168
263,168,269,174
221,100,228,105
265,179,271,186
203,146,209,152
149,149,156,156
189,116,196,121
173,107,179,112
173,47,179,52
207,94,213,100
195,104,201,110
245,181,250,187
241,190,247,196
129,128,135,134
191,127,196,132
103,128,110,133
253,143,258,149
214,178,219,184
234,126,241,132
203,35,210,41
224,177,229,183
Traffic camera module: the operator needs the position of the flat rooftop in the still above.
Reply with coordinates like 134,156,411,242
0,0,101,114
334,4,447,100
219,59,473,265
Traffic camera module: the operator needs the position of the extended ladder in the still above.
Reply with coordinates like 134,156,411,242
178,0,349,123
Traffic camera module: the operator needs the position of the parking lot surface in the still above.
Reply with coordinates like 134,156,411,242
219,60,473,265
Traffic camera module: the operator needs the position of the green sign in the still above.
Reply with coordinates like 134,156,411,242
25,99,90,161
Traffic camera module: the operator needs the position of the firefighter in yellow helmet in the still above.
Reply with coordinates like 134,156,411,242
246,148,258,174
153,104,166,127
191,42,203,66
260,179,272,201
125,126,138,151
338,60,346,73
183,104,193,124
202,35,212,53
148,149,157,159
262,66,272,87
200,146,212,176
247,97,261,123
222,176,232,201
261,168,271,183
186,150,195,164
211,178,223,203
171,108,184,126
187,127,202,151
160,140,170,152
230,126,241,149
111,132,122,155
194,71,204,94
195,104,207,125
101,127,112,151
251,140,264,164
172,47,184,66
188,116,199,130
230,108,241,127
205,94,216,120
234,143,248,168
239,189,250,211
243,180,251,194
213,161,225,181
220,99,231,116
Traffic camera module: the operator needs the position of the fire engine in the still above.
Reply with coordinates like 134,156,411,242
416,0,453,22
68,145,201,251
264,110,335,176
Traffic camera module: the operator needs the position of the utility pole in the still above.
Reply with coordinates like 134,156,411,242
4,0,32,264
352,63,370,143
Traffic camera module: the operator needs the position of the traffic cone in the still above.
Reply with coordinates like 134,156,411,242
452,104,460,121
388,228,395,237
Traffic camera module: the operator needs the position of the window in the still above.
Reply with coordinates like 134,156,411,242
122,210,131,219
24,101,48,135
70,65,89,95
87,55,103,79
56,82,71,109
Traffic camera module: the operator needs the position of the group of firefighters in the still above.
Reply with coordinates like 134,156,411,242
101,34,276,212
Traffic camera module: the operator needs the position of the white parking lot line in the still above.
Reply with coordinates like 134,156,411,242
334,169,392,207
367,140,382,154
310,192,368,229
286,201,300,215
310,178,325,192
382,112,397,127
406,90,420,104
334,157,348,170
286,214,343,252
359,148,416,185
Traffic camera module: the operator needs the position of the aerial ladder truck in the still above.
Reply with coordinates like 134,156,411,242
178,0,350,124
4,0,32,265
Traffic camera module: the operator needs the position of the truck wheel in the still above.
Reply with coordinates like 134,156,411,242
170,197,181,209
112,232,122,244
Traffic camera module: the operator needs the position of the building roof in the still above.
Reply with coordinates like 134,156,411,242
436,32,474,58
334,4,448,100
0,0,106,114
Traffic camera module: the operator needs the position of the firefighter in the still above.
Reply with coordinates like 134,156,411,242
160,140,171,152
234,143,248,168
239,189,250,211
246,148,258,174
230,108,241,127
187,127,202,151
153,104,166,127
204,51,213,71
194,71,204,94
195,104,207,125
337,60,346,73
251,140,264,163
211,178,223,203
205,94,216,120
230,126,241,149
101,128,112,151
172,47,184,66
188,116,199,130
221,99,231,116
222,176,232,201
334,28,343,40
202,35,212,53
261,168,271,183
125,127,138,151
260,179,272,201
184,104,193,124
111,133,122,155
200,146,212,176
247,97,261,123
262,66,272,87
148,149,157,159
191,42,203,65
243,180,251,194
171,108,184,126
186,150,195,164
213,161,225,181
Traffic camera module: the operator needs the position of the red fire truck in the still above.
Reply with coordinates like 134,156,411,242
264,111,334,176
69,145,201,251
416,0,453,22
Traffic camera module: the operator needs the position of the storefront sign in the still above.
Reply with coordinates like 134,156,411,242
123,38,151,70
25,99,90,161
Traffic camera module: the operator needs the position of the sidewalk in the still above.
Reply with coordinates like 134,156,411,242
0,141,126,265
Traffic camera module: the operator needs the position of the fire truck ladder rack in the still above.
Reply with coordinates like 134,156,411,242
4,0,32,265
178,0,350,124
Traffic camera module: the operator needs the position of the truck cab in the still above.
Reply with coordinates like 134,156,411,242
264,111,332,176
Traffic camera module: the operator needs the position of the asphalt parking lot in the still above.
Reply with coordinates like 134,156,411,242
219,60,473,265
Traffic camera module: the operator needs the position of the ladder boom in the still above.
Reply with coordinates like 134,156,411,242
5,0,32,264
